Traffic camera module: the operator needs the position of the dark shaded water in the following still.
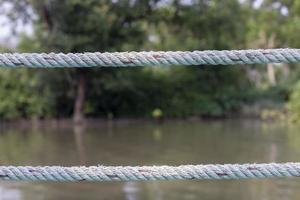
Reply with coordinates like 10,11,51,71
0,119,300,200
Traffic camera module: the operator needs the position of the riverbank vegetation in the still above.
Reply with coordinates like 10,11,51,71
1,0,300,121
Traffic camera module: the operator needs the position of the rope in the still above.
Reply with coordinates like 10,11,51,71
1,48,300,68
0,163,299,182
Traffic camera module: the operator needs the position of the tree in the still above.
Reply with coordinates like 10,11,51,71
1,0,161,122
0,0,266,119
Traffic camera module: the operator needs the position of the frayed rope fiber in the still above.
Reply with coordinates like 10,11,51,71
0,163,300,182
1,48,300,68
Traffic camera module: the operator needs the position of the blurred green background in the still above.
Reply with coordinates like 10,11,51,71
0,0,300,122
2,1,300,200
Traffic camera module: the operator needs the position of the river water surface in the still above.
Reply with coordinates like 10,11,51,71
0,119,300,200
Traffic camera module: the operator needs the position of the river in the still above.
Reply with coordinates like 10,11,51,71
0,119,299,200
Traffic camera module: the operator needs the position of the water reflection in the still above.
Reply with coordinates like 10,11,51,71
0,119,299,199
123,182,139,200
73,124,87,165
0,184,22,200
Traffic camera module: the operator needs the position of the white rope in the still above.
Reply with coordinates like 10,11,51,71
0,163,299,182
1,48,300,67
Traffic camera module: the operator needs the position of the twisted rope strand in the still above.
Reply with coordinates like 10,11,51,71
0,163,299,182
1,49,300,68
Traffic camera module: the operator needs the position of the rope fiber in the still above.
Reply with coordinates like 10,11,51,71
1,48,300,68
0,163,299,182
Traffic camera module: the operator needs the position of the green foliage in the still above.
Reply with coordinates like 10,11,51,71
81,66,250,118
0,69,50,119
152,108,163,119
2,0,300,119
288,81,300,122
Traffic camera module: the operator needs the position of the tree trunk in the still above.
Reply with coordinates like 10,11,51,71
73,70,86,124
266,33,276,86
74,124,86,164
267,63,276,86
255,31,277,86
